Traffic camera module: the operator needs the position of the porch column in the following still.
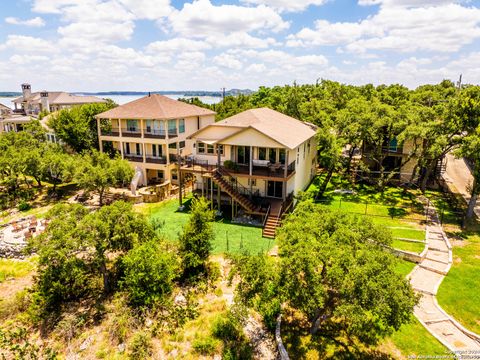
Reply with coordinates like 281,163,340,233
165,120,169,140
120,141,124,157
142,143,146,163
249,146,253,195
217,144,221,168
283,150,288,201
97,118,103,152
140,119,144,138
118,119,122,137
217,143,221,210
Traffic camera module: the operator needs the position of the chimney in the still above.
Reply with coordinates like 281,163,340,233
21,83,31,100
40,91,49,112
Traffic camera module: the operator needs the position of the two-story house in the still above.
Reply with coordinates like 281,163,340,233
182,107,317,237
95,94,216,186
12,83,106,116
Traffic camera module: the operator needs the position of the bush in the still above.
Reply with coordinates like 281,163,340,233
18,201,31,211
192,336,219,355
128,331,152,359
121,240,179,307
223,160,238,171
211,311,253,360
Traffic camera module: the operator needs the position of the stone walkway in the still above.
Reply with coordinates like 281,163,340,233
408,202,480,353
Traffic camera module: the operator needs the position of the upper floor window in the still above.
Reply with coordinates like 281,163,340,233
258,147,267,161
207,144,215,154
127,119,138,132
179,119,185,133
198,142,205,154
168,119,176,134
179,140,186,149
279,149,286,165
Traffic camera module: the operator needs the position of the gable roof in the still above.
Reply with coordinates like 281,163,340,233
12,91,106,105
95,94,216,120
190,107,317,149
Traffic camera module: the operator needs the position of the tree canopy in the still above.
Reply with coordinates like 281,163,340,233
232,201,418,352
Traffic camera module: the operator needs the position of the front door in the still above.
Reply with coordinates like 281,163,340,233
237,146,250,165
267,181,283,198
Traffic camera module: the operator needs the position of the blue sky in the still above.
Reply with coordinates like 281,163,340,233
0,0,480,92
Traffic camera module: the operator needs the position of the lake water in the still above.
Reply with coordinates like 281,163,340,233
0,94,222,109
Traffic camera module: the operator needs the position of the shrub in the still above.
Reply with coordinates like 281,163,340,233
211,311,252,360
18,201,31,211
122,241,179,307
128,331,152,359
223,160,238,171
192,336,219,355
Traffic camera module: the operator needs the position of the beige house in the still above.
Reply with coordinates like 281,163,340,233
95,94,216,185
12,83,106,116
183,108,317,237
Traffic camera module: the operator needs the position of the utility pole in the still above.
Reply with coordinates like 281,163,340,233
221,87,226,101
457,74,462,89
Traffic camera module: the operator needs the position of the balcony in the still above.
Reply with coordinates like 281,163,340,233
144,129,166,139
124,154,143,162
221,160,296,179
168,130,178,138
145,155,167,164
101,129,119,136
121,128,141,138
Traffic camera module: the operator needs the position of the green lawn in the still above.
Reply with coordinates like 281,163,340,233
394,259,416,278
437,233,480,334
392,239,426,254
137,197,272,255
384,318,447,357
0,257,37,283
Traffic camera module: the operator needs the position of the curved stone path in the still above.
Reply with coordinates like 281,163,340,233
408,201,480,353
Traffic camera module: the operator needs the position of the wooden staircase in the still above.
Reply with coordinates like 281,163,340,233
262,213,281,238
211,170,260,213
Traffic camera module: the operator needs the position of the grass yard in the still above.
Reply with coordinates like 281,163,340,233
0,257,36,283
392,239,425,254
381,318,447,357
136,197,272,255
394,259,416,278
437,233,480,334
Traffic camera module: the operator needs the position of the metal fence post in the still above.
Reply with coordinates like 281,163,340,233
226,231,229,252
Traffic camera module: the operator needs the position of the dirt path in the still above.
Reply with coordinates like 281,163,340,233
217,256,278,359
408,201,480,353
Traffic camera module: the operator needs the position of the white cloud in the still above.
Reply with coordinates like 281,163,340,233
168,0,289,37
145,38,211,54
5,16,45,27
213,53,243,70
0,35,57,53
358,0,459,6
9,54,50,65
32,0,82,13
118,0,173,20
241,0,327,12
288,3,480,54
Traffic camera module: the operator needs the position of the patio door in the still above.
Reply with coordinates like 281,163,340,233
237,146,250,165
267,181,283,198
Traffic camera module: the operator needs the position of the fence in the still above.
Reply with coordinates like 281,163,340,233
213,229,274,255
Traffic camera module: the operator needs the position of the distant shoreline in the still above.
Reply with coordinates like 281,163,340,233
0,89,252,98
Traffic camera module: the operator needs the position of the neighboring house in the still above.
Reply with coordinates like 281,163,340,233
0,103,11,117
0,114,32,133
95,94,216,186
12,83,106,116
183,107,317,237
361,137,418,182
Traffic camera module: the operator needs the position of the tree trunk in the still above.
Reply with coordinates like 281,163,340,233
99,188,104,206
100,261,110,295
420,161,436,193
310,309,323,335
465,177,478,221
317,168,334,199
345,146,357,174
34,176,42,187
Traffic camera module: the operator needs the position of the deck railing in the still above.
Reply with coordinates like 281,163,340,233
145,155,167,164
121,128,141,137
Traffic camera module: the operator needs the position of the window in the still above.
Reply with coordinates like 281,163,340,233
308,140,311,153
198,142,205,154
125,143,130,154
179,140,186,149
157,170,164,179
152,144,156,157
217,145,224,155
269,148,276,163
127,119,138,132
171,170,178,180
136,143,141,155
207,144,215,154
168,119,176,134
169,142,177,149
258,147,266,160
248,178,256,186
279,149,286,164
146,120,152,133
179,119,185,133
303,143,306,159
